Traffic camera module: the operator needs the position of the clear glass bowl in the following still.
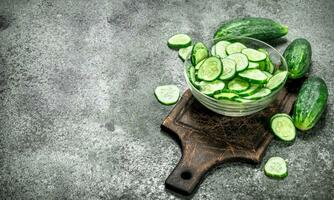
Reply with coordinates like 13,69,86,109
184,37,288,117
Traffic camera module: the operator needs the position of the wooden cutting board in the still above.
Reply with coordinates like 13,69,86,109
161,80,303,196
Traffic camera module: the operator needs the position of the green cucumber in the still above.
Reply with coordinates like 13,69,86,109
226,42,247,55
248,62,260,69
234,97,254,103
238,69,268,84
263,71,273,81
292,77,328,131
188,66,200,88
264,157,288,179
214,17,288,41
197,56,222,81
215,41,230,58
219,58,236,80
178,45,193,61
213,92,239,100
241,48,267,62
211,45,216,56
266,71,288,90
283,38,312,79
270,113,296,142
226,53,248,72
195,59,206,70
154,85,180,105
243,88,271,100
167,34,192,49
191,42,209,66
228,77,250,92
199,80,225,96
238,84,261,96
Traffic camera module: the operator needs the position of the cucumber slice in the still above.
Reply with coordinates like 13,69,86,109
263,71,273,80
191,42,209,66
248,62,260,69
188,66,199,88
215,41,230,58
266,60,275,73
266,71,288,90
226,53,248,72
211,45,216,56
154,85,180,105
219,58,236,80
242,48,267,62
238,69,268,84
197,57,222,81
226,42,247,55
270,113,296,142
237,84,261,96
199,80,225,96
167,34,192,49
195,59,206,70
234,97,255,103
264,157,288,179
228,77,250,92
178,45,193,61
243,88,271,100
213,92,239,100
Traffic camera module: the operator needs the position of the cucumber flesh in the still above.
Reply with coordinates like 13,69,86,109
211,45,216,56
178,45,193,61
238,69,268,84
234,97,254,103
219,58,236,80
248,62,260,69
243,88,271,100
213,92,239,100
264,157,288,179
266,71,288,90
154,85,180,105
215,41,230,58
195,59,206,70
197,57,222,81
242,48,267,61
199,80,225,96
263,71,273,80
226,53,248,72
238,84,261,96
188,66,199,87
167,34,192,49
191,42,209,66
270,113,296,142
228,77,250,92
226,42,247,55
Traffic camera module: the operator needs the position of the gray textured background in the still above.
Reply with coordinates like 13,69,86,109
0,0,333,199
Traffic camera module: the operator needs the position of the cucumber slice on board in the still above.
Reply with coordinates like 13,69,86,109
213,92,239,100
219,58,236,80
226,42,247,55
228,77,250,92
178,45,193,61
226,53,248,72
167,34,192,49
199,80,225,96
243,88,271,100
237,84,261,96
270,113,296,142
197,57,222,81
238,69,268,84
266,71,288,90
154,85,180,105
195,59,206,70
214,41,230,58
264,157,288,179
242,48,267,62
191,42,209,66
248,62,260,69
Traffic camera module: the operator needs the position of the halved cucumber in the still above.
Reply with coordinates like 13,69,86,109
178,45,193,61
237,84,261,96
248,62,260,69
215,41,230,58
213,92,239,100
264,157,288,179
270,113,296,142
228,77,250,92
197,56,222,81
242,48,267,62
191,42,209,66
167,34,192,49
226,42,247,55
226,53,248,72
219,58,236,80
199,80,225,96
238,69,268,84
266,71,288,90
243,88,271,100
154,85,180,105
195,59,206,70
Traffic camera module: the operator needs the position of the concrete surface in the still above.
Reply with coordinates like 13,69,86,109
0,0,333,199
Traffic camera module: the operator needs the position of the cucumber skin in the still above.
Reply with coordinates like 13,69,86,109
292,77,328,131
283,38,312,79
214,17,288,41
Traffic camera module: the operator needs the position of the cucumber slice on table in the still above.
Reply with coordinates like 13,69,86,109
242,48,267,62
197,56,222,81
214,41,230,58
270,113,296,142
248,62,260,69
213,92,239,100
167,34,192,49
178,45,193,61
264,157,288,179
243,88,271,100
191,42,209,66
226,53,248,72
238,84,261,96
219,58,236,80
238,69,268,84
228,77,250,92
266,71,288,90
199,80,225,96
226,42,247,55
154,85,180,105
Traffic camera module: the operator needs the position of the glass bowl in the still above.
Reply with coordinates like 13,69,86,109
184,37,288,117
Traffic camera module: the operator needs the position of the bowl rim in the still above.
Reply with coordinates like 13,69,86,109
183,36,288,106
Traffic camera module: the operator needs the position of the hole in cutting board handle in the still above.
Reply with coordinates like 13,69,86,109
181,170,192,180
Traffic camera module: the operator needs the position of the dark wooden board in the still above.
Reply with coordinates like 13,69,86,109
161,83,300,196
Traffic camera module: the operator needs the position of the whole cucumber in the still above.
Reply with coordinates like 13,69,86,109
214,17,288,41
283,38,312,79
292,77,328,131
